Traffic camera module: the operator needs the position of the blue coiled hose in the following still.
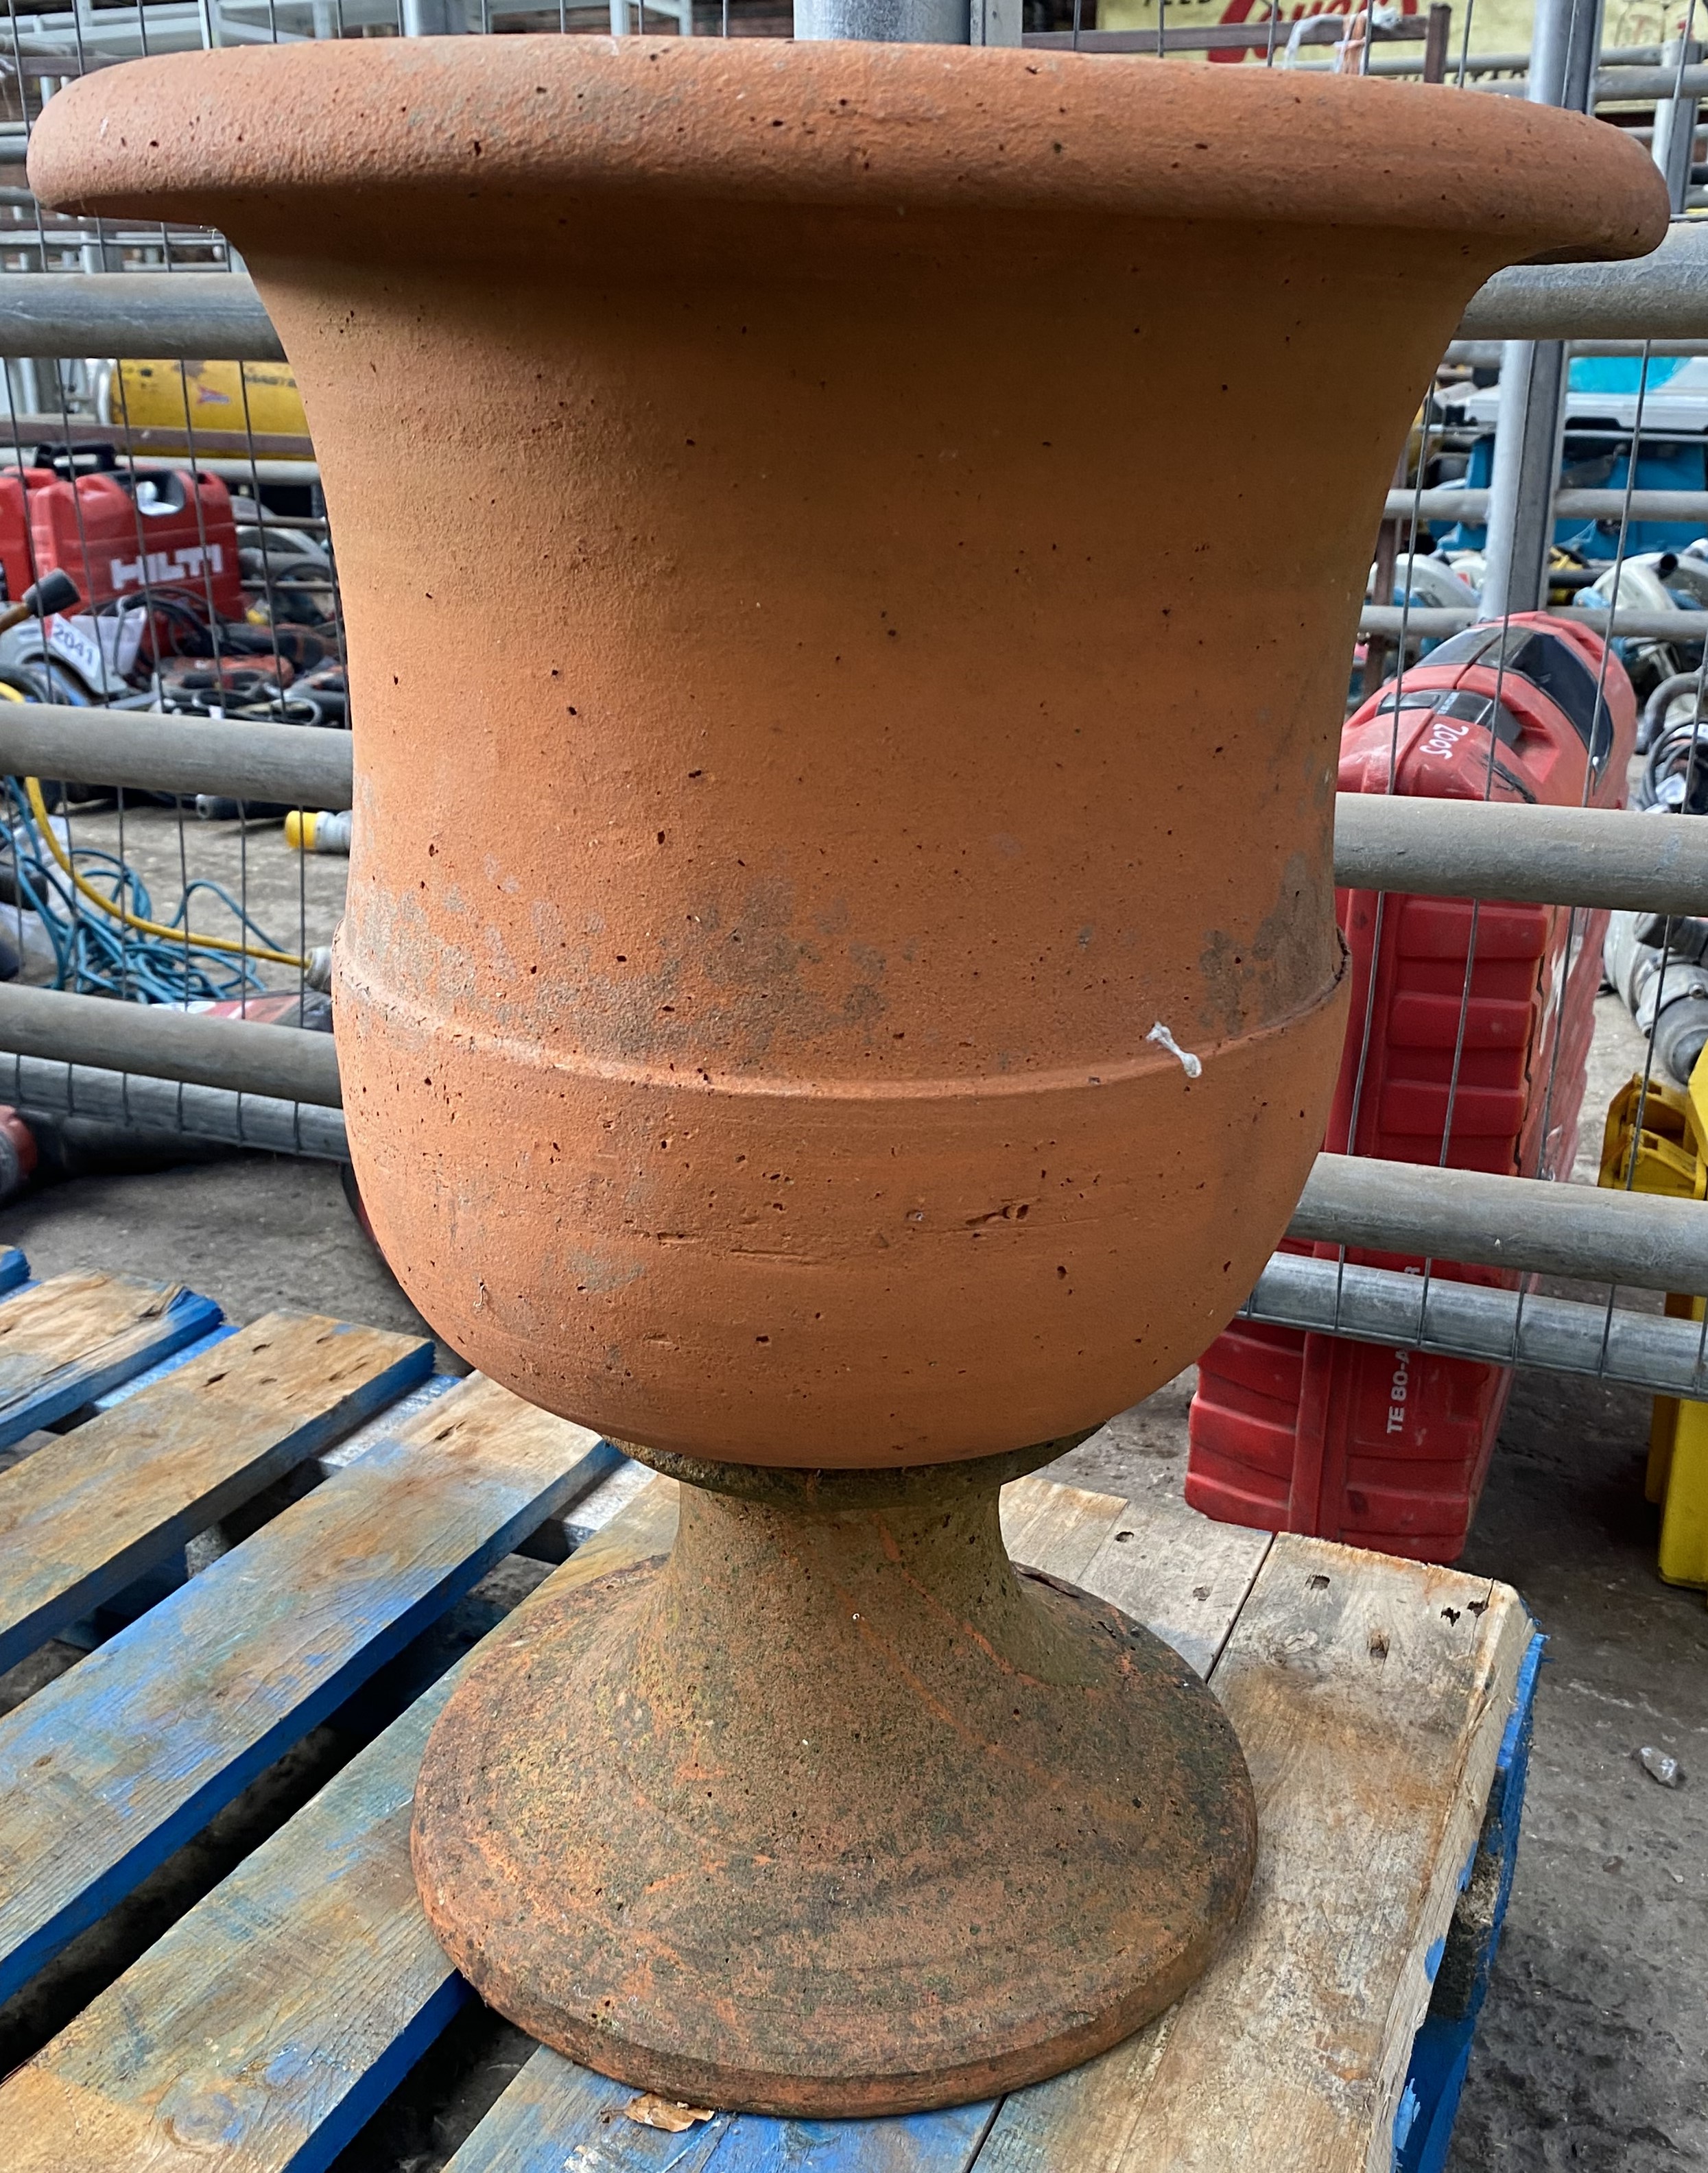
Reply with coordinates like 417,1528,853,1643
0,776,299,1004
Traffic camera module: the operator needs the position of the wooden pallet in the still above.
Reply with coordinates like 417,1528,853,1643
0,1255,1540,2173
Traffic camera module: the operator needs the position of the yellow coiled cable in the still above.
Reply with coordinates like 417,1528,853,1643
19,768,309,972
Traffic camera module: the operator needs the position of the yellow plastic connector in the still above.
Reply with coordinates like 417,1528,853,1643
1599,1062,1708,1591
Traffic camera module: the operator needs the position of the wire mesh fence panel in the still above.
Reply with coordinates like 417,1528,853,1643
1,0,1707,1430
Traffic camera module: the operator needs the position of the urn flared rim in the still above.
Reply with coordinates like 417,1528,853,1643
29,35,1667,269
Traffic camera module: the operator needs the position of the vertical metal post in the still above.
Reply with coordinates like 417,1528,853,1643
795,0,1019,43
1479,0,1603,622
1363,447,1409,695
1422,1,1451,82
1652,35,1703,213
401,0,469,32
794,0,969,36
968,0,1023,43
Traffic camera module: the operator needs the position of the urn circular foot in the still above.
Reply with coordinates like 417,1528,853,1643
412,1477,1255,2117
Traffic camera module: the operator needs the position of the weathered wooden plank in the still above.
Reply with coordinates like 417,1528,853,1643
973,1536,1532,2173
321,1377,629,1560
523,1436,637,1560
0,1272,222,1445
0,1312,433,1674
999,1473,1125,1584
0,1372,602,2005
559,1472,679,1575
1071,1475,1273,1678
316,1369,462,1467
1002,1463,1270,1678
0,1475,683,2173
50,1329,241,1646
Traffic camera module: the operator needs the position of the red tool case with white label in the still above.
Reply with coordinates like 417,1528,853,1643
0,457,242,623
1185,615,1637,1560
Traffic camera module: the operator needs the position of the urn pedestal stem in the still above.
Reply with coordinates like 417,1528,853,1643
410,1445,1259,2117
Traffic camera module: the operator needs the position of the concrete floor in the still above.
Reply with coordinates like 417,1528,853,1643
0,995,1703,2166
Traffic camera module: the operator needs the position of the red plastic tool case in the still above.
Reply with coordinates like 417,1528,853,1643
0,463,242,621
1186,615,1637,1560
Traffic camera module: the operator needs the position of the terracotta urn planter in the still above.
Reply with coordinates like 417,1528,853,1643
33,43,1665,2116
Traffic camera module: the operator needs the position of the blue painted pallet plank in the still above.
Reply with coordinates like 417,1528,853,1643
0,1371,602,2006
447,2052,993,2172
317,1368,464,1468
0,1311,434,1675
0,1246,27,1296
520,1436,639,1562
0,1272,223,1447
60,1368,464,1656
444,2054,735,2173
0,1477,683,2173
700,2104,997,2173
321,1376,621,1567
88,1322,240,1408
0,1672,471,2173
60,1330,242,1646
1395,1625,1545,2173
3,1318,242,1636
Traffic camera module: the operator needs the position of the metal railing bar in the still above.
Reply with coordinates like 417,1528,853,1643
1244,1250,1708,1399
8,715,1708,914
1384,486,1708,521
0,983,342,1105
0,272,284,362
1291,1151,1708,1290
1332,796,1708,914
1460,223,1708,342
1359,604,1708,639
0,1052,348,1157
4,223,1708,360
0,704,354,807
